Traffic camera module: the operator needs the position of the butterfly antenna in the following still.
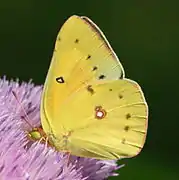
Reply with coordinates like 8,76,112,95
12,90,34,129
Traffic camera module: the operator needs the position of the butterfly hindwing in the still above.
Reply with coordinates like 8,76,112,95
50,79,148,160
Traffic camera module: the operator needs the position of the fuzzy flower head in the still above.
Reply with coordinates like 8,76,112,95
0,77,122,179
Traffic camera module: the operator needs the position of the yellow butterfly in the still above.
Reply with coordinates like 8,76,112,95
29,15,148,160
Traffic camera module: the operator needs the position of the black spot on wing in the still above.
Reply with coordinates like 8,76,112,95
126,113,131,119
121,138,126,144
92,66,98,71
87,85,95,95
124,126,130,131
86,55,91,59
118,94,123,99
99,75,106,79
56,77,65,83
75,39,79,43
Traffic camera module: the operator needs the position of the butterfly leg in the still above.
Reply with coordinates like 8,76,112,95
65,151,71,167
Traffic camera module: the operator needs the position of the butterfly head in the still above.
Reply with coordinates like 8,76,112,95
28,127,47,142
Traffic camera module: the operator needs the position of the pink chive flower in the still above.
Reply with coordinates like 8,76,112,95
0,77,123,179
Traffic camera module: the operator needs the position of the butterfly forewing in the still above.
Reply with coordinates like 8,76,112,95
50,79,148,159
42,15,125,134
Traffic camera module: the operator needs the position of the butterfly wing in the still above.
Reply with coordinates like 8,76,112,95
41,15,124,135
47,79,148,160
41,15,148,160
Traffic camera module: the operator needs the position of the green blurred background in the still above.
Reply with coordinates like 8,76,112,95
0,0,179,179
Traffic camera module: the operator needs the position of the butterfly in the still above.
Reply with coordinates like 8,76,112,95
29,15,148,160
